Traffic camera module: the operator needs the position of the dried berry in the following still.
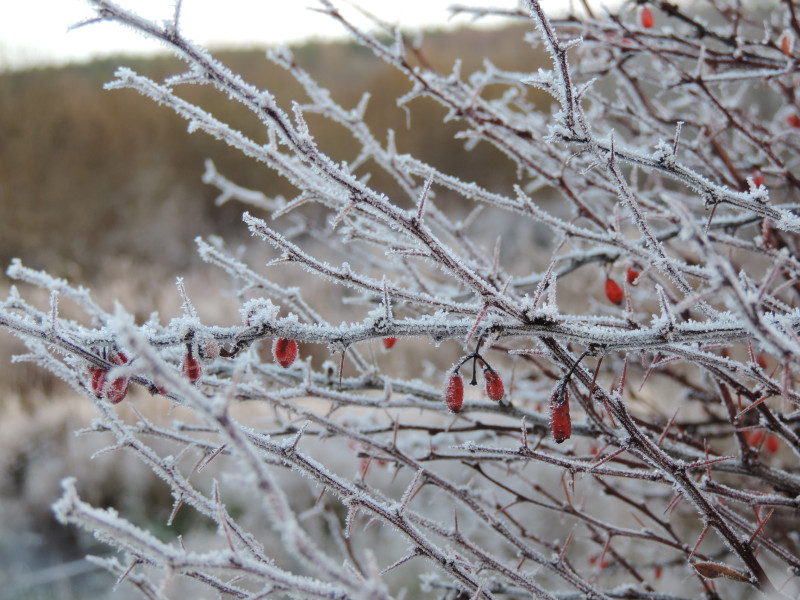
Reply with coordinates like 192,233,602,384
693,562,750,582
445,372,464,412
626,267,640,286
484,370,504,401
382,337,397,350
198,337,220,361
639,6,654,28
605,278,624,305
550,389,571,443
273,337,298,368
182,353,203,382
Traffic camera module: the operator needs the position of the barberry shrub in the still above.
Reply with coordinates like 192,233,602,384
2,0,800,598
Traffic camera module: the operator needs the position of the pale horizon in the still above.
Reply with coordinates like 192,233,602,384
1,0,541,72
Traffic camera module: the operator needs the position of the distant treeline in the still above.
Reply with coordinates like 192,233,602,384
0,24,547,282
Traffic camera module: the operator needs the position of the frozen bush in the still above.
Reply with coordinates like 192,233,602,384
3,0,800,598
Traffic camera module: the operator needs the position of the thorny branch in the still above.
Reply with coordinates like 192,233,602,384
3,0,800,598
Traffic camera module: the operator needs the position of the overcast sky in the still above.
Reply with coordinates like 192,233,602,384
0,1,540,71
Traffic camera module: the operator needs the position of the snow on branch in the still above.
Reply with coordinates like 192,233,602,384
3,0,800,597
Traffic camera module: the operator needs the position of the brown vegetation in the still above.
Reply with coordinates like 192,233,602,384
0,25,541,282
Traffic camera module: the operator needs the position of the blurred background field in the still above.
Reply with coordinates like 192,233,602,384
0,24,545,281
0,24,553,598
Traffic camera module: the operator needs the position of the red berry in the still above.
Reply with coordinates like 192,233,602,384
605,278,624,305
484,370,504,401
273,338,298,368
765,434,779,453
780,30,794,55
550,389,571,443
109,351,128,366
745,429,764,448
787,114,800,128
752,169,765,187
90,366,106,398
106,376,129,404
654,565,663,580
445,372,464,412
182,353,202,382
382,337,397,350
639,6,654,28
626,267,640,286
756,354,768,369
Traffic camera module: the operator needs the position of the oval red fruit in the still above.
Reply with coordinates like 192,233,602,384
605,278,624,305
550,389,571,443
182,353,203,382
106,376,129,404
780,31,794,55
90,366,106,398
110,351,127,365
485,370,504,401
445,372,464,412
382,337,397,350
745,430,764,448
787,114,800,128
626,267,640,286
752,169,765,188
273,338,298,368
765,434,779,453
640,6,654,28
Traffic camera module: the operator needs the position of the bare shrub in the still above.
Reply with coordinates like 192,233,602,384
2,0,800,598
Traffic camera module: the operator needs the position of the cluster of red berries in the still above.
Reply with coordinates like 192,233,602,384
603,267,640,305
90,333,302,402
442,343,584,444
180,337,224,385
444,352,505,413
89,350,129,404
444,368,504,412
743,430,779,453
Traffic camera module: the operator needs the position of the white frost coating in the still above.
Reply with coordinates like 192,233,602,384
0,0,798,598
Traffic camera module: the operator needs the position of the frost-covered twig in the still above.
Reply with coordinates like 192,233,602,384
3,0,800,597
